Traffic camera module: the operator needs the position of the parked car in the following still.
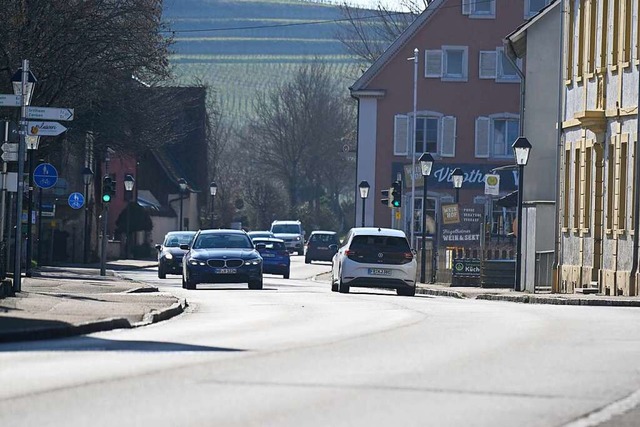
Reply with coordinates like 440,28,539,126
181,229,263,290
252,237,290,279
247,230,276,240
305,231,339,264
155,231,196,279
331,227,417,296
270,220,305,255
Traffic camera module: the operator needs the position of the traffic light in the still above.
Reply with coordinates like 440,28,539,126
390,180,402,208
380,188,390,207
102,175,115,204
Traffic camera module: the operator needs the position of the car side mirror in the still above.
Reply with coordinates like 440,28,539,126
155,244,162,251
179,244,190,250
255,243,266,250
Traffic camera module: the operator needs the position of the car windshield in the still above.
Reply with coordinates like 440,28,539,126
164,233,195,247
249,232,272,238
310,233,337,244
254,240,286,250
349,235,410,252
272,224,301,234
193,233,253,249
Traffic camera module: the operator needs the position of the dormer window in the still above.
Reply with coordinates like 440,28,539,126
462,0,496,19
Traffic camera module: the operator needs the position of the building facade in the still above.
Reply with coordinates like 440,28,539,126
559,0,640,295
350,0,553,271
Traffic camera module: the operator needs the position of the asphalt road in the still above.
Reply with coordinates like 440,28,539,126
2,256,640,426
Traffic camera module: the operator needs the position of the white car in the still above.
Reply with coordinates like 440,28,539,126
331,227,417,296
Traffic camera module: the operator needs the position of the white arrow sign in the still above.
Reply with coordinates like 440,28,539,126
1,143,18,152
0,94,21,107
1,152,18,162
26,107,74,121
27,121,67,136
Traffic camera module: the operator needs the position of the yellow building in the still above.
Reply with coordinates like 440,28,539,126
559,0,640,295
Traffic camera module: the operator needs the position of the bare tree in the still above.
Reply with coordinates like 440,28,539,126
336,0,428,66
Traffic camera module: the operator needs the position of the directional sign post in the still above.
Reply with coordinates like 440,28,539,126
1,143,22,162
33,163,58,189
26,106,74,121
0,94,21,107
27,121,67,136
68,192,85,210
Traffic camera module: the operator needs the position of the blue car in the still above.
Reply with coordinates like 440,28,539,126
181,229,263,290
252,237,290,279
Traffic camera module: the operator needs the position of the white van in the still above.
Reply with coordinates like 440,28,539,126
270,220,305,255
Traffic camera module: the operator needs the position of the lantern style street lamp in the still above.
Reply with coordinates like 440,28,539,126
209,181,217,229
512,136,532,292
419,153,434,283
178,178,187,231
124,174,135,258
359,180,370,227
452,168,464,203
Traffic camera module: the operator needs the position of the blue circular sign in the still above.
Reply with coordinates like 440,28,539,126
68,192,85,209
33,163,58,189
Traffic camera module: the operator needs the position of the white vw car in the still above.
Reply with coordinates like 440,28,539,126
331,227,417,296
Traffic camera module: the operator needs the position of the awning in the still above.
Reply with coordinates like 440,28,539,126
495,190,518,208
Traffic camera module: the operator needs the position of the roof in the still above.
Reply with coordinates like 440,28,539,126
351,227,407,238
251,237,285,243
504,0,561,59
271,220,301,224
350,0,445,93
166,231,196,236
199,229,248,235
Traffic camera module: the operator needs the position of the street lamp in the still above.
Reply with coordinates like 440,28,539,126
452,167,464,203
82,167,94,263
359,180,370,227
512,136,532,292
209,181,217,229
178,178,187,231
11,61,37,292
419,153,434,283
124,174,135,258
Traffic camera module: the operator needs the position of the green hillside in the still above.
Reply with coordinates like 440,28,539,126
163,0,370,121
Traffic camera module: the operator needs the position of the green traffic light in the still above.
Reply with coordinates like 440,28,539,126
392,200,400,207
102,194,111,203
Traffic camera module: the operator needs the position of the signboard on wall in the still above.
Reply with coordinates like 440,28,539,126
441,205,483,247
441,204,460,225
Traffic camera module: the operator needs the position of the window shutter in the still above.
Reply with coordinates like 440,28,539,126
475,117,491,158
394,114,409,156
425,50,442,78
462,0,472,15
479,51,497,79
440,116,456,157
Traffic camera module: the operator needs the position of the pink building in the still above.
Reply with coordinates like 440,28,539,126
350,0,551,248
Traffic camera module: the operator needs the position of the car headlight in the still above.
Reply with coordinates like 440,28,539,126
244,257,262,266
295,236,301,241
188,258,206,266
164,252,174,260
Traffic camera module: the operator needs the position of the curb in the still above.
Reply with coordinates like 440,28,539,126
476,294,640,307
0,298,188,344
416,287,465,299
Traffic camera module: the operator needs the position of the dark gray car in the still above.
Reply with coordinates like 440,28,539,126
305,231,339,263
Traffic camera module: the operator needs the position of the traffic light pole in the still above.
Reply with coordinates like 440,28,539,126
100,206,108,276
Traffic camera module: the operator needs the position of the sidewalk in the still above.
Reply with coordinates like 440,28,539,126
0,260,185,343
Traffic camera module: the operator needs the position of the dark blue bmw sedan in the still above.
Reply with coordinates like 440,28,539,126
181,229,263,290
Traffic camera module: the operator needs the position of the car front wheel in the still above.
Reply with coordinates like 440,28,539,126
182,274,196,290
249,279,263,290
158,265,166,279
338,276,349,294
397,287,416,297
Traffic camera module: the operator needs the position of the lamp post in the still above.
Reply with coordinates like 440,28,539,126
82,167,93,263
452,167,464,203
512,136,532,292
359,180,370,227
178,178,187,231
124,174,135,258
209,181,217,229
11,61,36,292
419,153,434,283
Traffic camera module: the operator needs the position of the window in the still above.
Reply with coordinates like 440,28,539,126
395,113,456,157
479,49,520,82
425,47,468,81
413,197,436,234
475,115,519,159
415,117,438,154
525,0,551,18
462,0,495,18
563,147,571,228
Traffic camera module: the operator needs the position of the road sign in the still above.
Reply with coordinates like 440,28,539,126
68,192,85,209
28,121,67,136
0,94,21,107
26,106,74,121
33,163,58,189
1,152,18,162
1,143,18,152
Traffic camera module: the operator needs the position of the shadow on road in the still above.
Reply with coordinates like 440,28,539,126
0,334,246,353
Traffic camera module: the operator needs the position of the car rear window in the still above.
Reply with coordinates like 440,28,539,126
271,224,301,234
164,233,196,247
349,235,410,253
310,234,337,244
255,241,286,250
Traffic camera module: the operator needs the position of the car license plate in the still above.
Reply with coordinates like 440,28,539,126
368,268,391,276
215,268,237,274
